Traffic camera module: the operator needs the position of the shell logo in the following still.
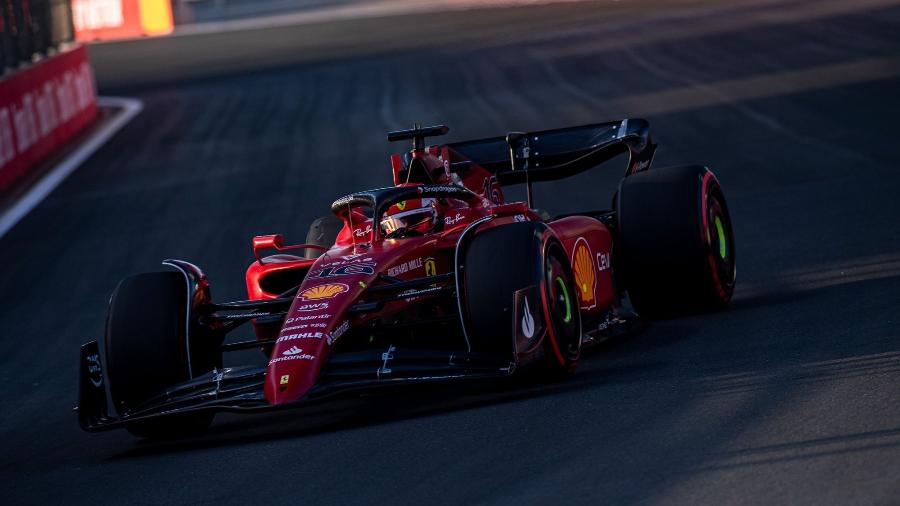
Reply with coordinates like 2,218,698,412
572,237,596,309
299,283,349,301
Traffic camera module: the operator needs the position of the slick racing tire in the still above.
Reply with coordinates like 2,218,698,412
305,214,343,259
616,165,736,317
463,222,582,377
105,272,217,438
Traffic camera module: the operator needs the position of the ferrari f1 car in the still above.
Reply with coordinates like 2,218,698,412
77,119,736,437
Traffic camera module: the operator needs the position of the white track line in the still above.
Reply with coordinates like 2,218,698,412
0,96,143,239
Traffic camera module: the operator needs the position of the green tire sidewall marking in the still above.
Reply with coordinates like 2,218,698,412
714,215,727,259
554,276,572,324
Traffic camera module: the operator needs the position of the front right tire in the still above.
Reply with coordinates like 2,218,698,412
105,272,217,438
462,222,582,377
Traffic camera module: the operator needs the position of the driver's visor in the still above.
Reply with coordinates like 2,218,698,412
380,207,435,235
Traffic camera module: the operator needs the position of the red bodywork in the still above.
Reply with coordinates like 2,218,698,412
245,146,616,405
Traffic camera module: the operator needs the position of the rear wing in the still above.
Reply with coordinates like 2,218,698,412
446,118,656,185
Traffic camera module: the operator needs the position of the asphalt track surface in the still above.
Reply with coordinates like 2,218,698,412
3,0,900,503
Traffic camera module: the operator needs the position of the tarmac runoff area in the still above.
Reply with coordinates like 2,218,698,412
0,97,142,239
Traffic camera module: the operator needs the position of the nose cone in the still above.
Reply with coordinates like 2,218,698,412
265,327,329,404
264,257,373,404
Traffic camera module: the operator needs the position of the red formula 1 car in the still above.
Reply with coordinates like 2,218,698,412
77,119,736,437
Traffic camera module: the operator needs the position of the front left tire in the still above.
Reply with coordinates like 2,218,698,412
305,214,343,259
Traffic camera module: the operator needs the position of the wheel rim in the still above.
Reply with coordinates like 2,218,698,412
706,194,735,293
554,276,573,324
545,248,581,358
714,216,727,259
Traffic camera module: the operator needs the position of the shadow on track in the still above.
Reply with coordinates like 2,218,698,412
107,270,900,461
109,333,671,460
691,427,900,472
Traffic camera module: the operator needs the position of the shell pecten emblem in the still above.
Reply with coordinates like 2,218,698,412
298,283,349,301
572,237,596,309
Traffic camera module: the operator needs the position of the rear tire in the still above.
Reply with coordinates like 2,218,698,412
616,165,736,317
463,223,581,377
105,272,217,438
305,214,343,259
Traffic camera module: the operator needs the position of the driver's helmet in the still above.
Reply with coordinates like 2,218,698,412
381,198,441,237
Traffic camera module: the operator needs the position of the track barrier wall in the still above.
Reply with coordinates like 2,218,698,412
0,44,97,191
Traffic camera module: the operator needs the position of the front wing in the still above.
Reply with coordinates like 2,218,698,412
77,340,515,432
